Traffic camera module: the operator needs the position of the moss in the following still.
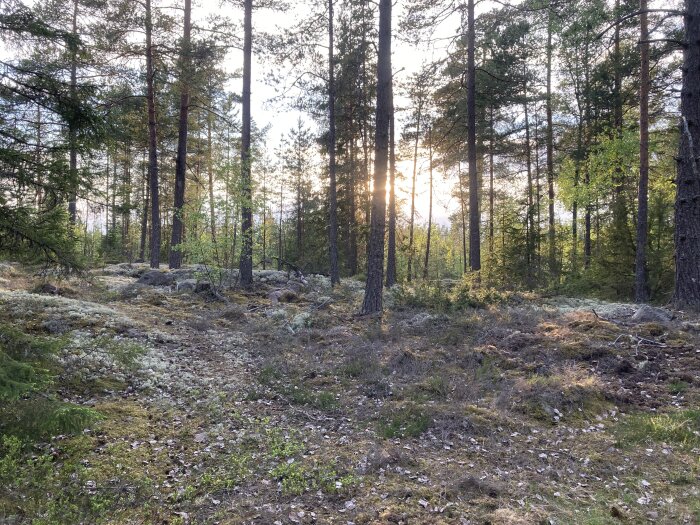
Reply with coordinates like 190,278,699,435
615,410,700,448
378,404,431,438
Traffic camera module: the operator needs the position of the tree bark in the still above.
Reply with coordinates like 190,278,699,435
386,88,397,287
489,105,495,260
239,0,254,287
456,164,467,275
672,0,700,310
361,0,391,314
327,0,340,285
423,125,433,280
545,3,556,277
523,76,534,286
634,0,650,302
139,151,149,262
207,113,216,243
68,0,78,225
169,0,191,269
407,95,422,283
145,0,161,268
467,0,480,272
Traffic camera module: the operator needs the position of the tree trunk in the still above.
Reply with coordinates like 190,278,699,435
386,89,397,287
423,126,433,280
634,0,650,302
169,0,191,269
407,96,422,283
239,0,254,287
459,164,468,275
545,3,556,278
68,0,78,225
207,114,216,243
361,0,391,314
467,0,480,272
348,142,358,275
139,151,149,262
145,0,161,268
672,0,700,310
278,180,284,271
327,0,340,285
489,105,495,259
523,79,534,286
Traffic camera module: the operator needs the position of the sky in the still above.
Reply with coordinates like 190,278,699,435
198,0,465,227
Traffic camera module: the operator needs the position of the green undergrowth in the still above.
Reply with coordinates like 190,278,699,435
378,403,432,438
391,277,526,312
0,323,101,441
615,410,700,448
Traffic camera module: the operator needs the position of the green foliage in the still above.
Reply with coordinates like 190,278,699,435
93,337,146,371
270,459,359,496
393,276,520,312
615,411,700,448
378,404,431,438
0,323,100,441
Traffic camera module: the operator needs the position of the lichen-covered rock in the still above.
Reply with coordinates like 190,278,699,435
268,288,298,304
138,270,177,287
631,304,673,323
175,279,197,293
0,290,136,333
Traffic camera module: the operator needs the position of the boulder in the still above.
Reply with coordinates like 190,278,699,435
268,288,298,304
631,305,672,323
195,281,212,294
38,283,59,295
137,270,176,287
175,279,197,293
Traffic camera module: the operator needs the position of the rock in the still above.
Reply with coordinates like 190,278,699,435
254,270,288,285
631,305,672,323
41,319,70,335
268,289,298,304
175,279,197,292
38,283,59,295
454,475,502,498
195,281,212,294
137,270,176,287
682,322,700,332
315,296,332,308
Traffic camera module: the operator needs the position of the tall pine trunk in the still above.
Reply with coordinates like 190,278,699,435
169,0,191,269
634,0,650,302
407,97,422,283
208,114,216,243
386,89,397,287
239,0,254,287
145,0,161,268
673,0,700,310
327,0,340,285
361,0,391,314
545,3,556,277
68,0,78,225
457,164,467,275
423,126,433,280
139,152,149,262
467,0,480,272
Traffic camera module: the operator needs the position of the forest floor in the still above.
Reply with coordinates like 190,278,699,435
1,262,699,525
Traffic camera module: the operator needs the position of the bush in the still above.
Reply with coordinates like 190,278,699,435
0,323,101,441
392,275,521,312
